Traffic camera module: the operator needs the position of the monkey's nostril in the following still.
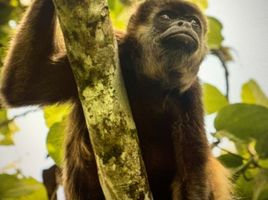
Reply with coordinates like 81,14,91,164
178,21,184,26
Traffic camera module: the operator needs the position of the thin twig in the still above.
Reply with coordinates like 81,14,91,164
0,108,39,127
211,49,230,101
211,137,260,182
220,146,247,161
232,157,256,182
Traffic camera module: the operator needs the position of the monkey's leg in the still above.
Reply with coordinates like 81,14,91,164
0,0,76,107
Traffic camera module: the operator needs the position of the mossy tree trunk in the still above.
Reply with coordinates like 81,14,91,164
52,0,152,199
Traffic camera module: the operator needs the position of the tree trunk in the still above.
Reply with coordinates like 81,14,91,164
52,0,152,199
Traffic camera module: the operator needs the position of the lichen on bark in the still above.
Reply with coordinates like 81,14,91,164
53,0,152,199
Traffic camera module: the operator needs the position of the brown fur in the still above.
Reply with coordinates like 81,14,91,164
0,0,232,199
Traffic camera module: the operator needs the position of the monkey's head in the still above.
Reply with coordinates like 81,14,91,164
126,0,208,92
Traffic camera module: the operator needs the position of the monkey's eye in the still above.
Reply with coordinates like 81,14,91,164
160,14,171,20
189,16,201,27
159,11,177,21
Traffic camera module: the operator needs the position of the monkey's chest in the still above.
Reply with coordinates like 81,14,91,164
131,101,178,188
136,117,177,188
142,141,176,174
140,135,176,195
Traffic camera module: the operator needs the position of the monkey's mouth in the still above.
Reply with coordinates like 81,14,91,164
167,31,197,42
159,29,198,51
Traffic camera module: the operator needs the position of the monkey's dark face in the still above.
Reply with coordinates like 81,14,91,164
127,0,208,91
154,7,203,53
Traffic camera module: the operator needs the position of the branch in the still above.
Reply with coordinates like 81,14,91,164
217,143,262,182
211,49,230,101
53,0,152,199
211,138,259,182
0,108,39,128
232,157,256,182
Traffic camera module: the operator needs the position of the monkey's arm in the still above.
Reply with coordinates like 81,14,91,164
0,0,77,107
171,82,212,199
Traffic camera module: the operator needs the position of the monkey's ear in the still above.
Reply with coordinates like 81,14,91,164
114,30,126,44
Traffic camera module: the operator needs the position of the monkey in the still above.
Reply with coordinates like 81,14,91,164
0,0,232,199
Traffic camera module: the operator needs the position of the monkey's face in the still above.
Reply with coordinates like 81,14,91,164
154,7,203,54
127,0,208,91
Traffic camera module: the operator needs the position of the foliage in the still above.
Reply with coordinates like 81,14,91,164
0,0,25,65
0,174,48,200
0,0,267,199
44,104,70,166
202,83,229,114
206,17,224,49
0,109,19,145
203,80,268,199
242,80,268,108
186,0,208,10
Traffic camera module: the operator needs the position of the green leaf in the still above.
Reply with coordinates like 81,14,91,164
0,109,19,145
43,103,70,128
0,3,12,25
202,83,229,114
186,0,208,10
215,104,268,140
214,130,251,157
259,159,268,169
108,0,116,11
255,134,268,159
253,169,268,200
44,104,70,165
207,16,224,49
10,0,19,7
110,0,131,30
258,186,268,200
241,80,268,108
109,0,124,16
0,174,48,200
218,153,243,168
46,122,65,166
235,173,254,200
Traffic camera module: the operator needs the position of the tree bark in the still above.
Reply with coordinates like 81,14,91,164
52,0,152,199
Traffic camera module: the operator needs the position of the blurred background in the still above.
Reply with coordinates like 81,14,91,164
0,0,268,199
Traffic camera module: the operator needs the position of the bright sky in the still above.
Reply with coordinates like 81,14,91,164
201,0,268,98
0,0,267,193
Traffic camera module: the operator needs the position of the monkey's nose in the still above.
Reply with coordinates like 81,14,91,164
178,20,191,28
178,20,184,26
